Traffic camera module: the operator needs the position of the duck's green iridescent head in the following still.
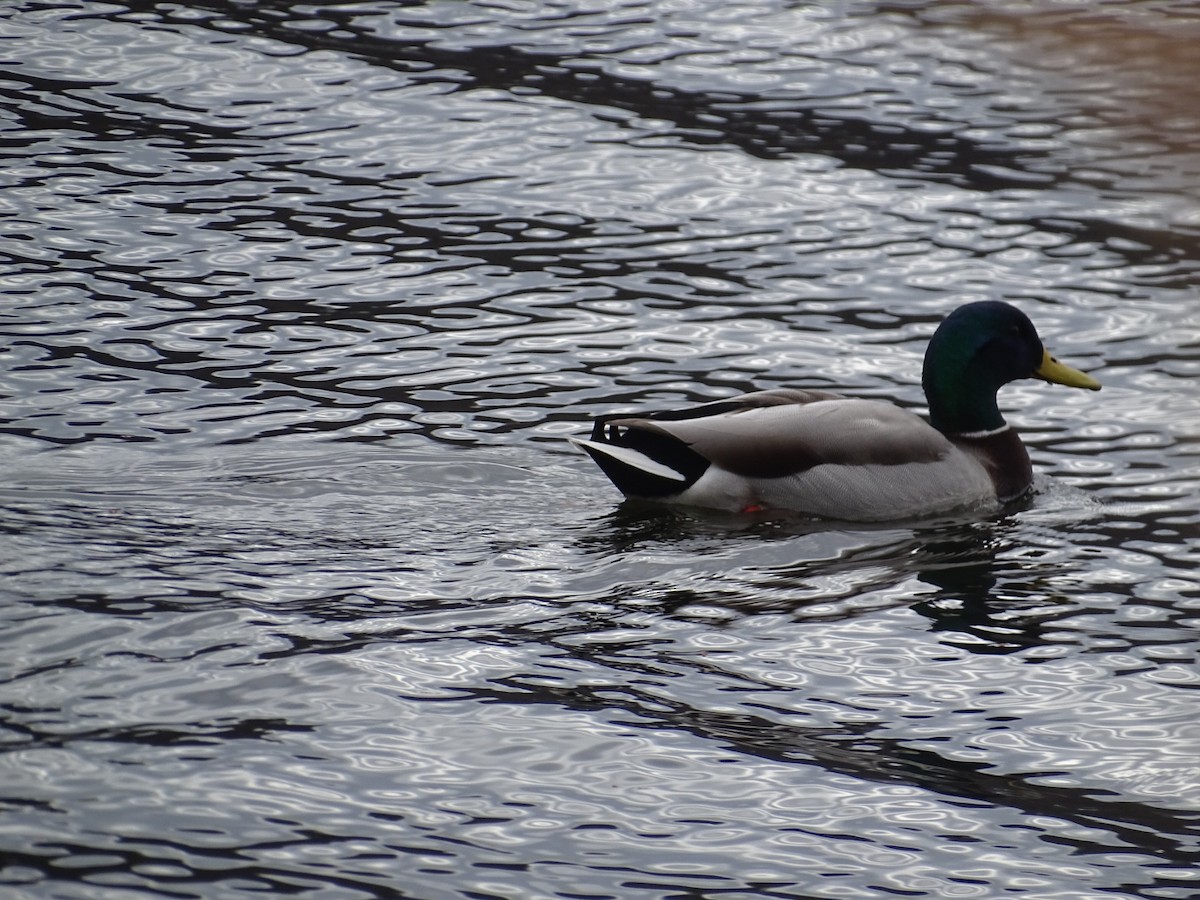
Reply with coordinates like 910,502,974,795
922,300,1100,435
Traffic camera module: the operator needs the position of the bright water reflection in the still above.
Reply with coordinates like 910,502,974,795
3,1,1200,898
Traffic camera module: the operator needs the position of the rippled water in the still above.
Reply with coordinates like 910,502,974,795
3,1,1200,898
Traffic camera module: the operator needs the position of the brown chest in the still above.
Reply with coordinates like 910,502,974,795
952,427,1034,502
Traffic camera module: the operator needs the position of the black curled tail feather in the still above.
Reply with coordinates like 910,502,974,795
583,415,710,498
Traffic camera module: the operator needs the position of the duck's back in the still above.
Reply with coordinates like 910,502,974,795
578,391,998,519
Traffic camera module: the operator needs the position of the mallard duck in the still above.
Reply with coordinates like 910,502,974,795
572,301,1100,520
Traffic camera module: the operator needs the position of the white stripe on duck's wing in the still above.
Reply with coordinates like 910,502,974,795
569,437,690,485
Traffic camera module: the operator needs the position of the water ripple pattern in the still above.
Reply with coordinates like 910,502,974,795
2,2,1199,899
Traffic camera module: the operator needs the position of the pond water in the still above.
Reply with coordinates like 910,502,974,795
3,1,1200,898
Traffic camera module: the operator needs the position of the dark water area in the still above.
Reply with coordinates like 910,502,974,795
3,1,1200,898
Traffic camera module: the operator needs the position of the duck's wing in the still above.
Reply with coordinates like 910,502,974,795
572,389,952,499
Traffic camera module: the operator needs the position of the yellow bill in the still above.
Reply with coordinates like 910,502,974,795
1036,348,1101,390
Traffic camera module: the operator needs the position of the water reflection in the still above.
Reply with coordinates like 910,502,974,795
462,671,1200,860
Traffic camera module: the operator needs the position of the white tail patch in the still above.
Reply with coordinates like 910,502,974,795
569,438,688,482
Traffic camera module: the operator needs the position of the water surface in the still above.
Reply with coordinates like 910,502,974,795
3,2,1200,898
